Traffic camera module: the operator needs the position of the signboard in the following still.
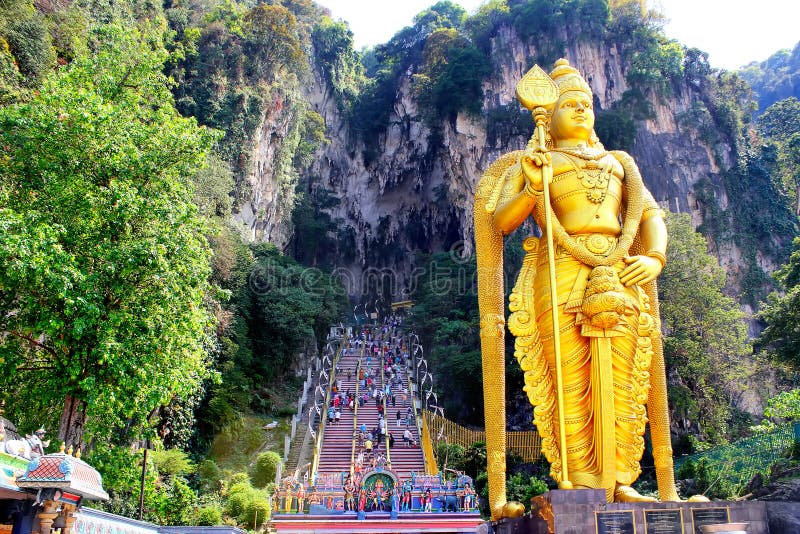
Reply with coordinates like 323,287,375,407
691,507,730,534
596,510,635,534
644,509,684,534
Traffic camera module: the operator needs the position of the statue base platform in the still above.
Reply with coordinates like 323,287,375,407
492,490,769,534
272,511,485,533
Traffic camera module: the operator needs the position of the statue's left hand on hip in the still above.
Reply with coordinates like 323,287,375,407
619,255,662,287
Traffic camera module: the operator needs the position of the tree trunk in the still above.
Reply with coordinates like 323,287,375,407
58,395,87,449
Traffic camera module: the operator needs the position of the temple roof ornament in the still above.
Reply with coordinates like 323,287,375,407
17,446,109,501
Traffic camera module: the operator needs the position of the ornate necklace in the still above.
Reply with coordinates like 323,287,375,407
531,151,645,268
557,151,614,204
552,145,606,161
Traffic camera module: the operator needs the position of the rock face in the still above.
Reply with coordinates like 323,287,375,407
233,23,791,302
766,502,800,534
234,87,303,249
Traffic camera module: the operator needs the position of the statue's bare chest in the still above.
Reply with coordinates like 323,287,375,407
547,153,625,233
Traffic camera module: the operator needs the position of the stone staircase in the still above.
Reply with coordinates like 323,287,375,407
315,328,425,480
283,408,313,478
316,341,357,475
271,323,484,532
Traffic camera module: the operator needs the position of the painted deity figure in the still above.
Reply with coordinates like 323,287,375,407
421,488,433,512
475,59,684,519
372,479,386,511
343,476,356,512
462,482,475,511
358,488,367,512
401,479,413,511
307,486,321,507
295,482,306,513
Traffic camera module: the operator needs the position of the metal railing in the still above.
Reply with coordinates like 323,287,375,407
420,410,438,474
423,410,543,463
310,334,347,479
673,421,800,491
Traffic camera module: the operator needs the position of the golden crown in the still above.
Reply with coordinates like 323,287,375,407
549,58,592,97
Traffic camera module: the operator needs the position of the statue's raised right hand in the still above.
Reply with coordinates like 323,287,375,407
520,150,550,192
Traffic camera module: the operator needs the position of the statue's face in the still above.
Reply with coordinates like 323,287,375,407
550,90,594,142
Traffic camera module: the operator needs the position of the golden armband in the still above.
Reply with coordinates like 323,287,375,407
524,183,543,197
645,250,667,268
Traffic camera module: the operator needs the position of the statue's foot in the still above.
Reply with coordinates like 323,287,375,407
500,501,526,518
687,494,710,502
614,485,657,503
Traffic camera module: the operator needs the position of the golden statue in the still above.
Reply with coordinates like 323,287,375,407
475,59,680,520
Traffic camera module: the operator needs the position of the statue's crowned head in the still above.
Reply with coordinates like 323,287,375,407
514,58,602,153
548,58,601,148
549,58,593,99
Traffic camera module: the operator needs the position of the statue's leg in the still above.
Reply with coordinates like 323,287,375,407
534,258,600,489
610,289,655,503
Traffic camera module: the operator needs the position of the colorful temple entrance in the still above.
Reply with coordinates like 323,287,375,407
271,320,484,533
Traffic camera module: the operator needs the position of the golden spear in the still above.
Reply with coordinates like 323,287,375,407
516,65,573,489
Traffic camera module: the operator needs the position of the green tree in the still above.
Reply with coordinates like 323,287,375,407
413,1,467,34
464,0,509,53
242,4,304,80
754,389,800,430
150,448,195,477
311,16,364,111
658,212,752,446
0,1,55,82
90,444,196,525
414,28,490,123
407,252,483,423
250,451,281,488
757,237,800,368
0,23,219,446
759,97,800,215
195,505,223,526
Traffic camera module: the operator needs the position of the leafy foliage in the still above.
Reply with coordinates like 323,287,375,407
224,476,272,528
0,22,218,445
505,472,548,503
674,422,797,499
406,252,483,424
415,29,491,123
150,449,195,477
686,68,797,306
758,97,800,214
594,108,635,151
757,237,800,368
739,41,800,114
608,0,683,96
290,185,347,267
312,16,364,111
464,0,509,53
658,212,752,447
198,243,347,427
407,234,527,426
250,451,281,488
485,103,533,148
169,0,310,189
761,389,800,427
350,0,489,157
90,445,200,526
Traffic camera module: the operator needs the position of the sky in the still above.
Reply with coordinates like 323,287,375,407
313,0,800,71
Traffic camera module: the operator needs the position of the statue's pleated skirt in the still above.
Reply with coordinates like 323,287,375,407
533,249,646,494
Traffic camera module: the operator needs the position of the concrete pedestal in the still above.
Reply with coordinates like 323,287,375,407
492,490,768,534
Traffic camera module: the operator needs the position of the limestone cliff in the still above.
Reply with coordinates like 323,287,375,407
233,86,303,248
230,14,795,314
